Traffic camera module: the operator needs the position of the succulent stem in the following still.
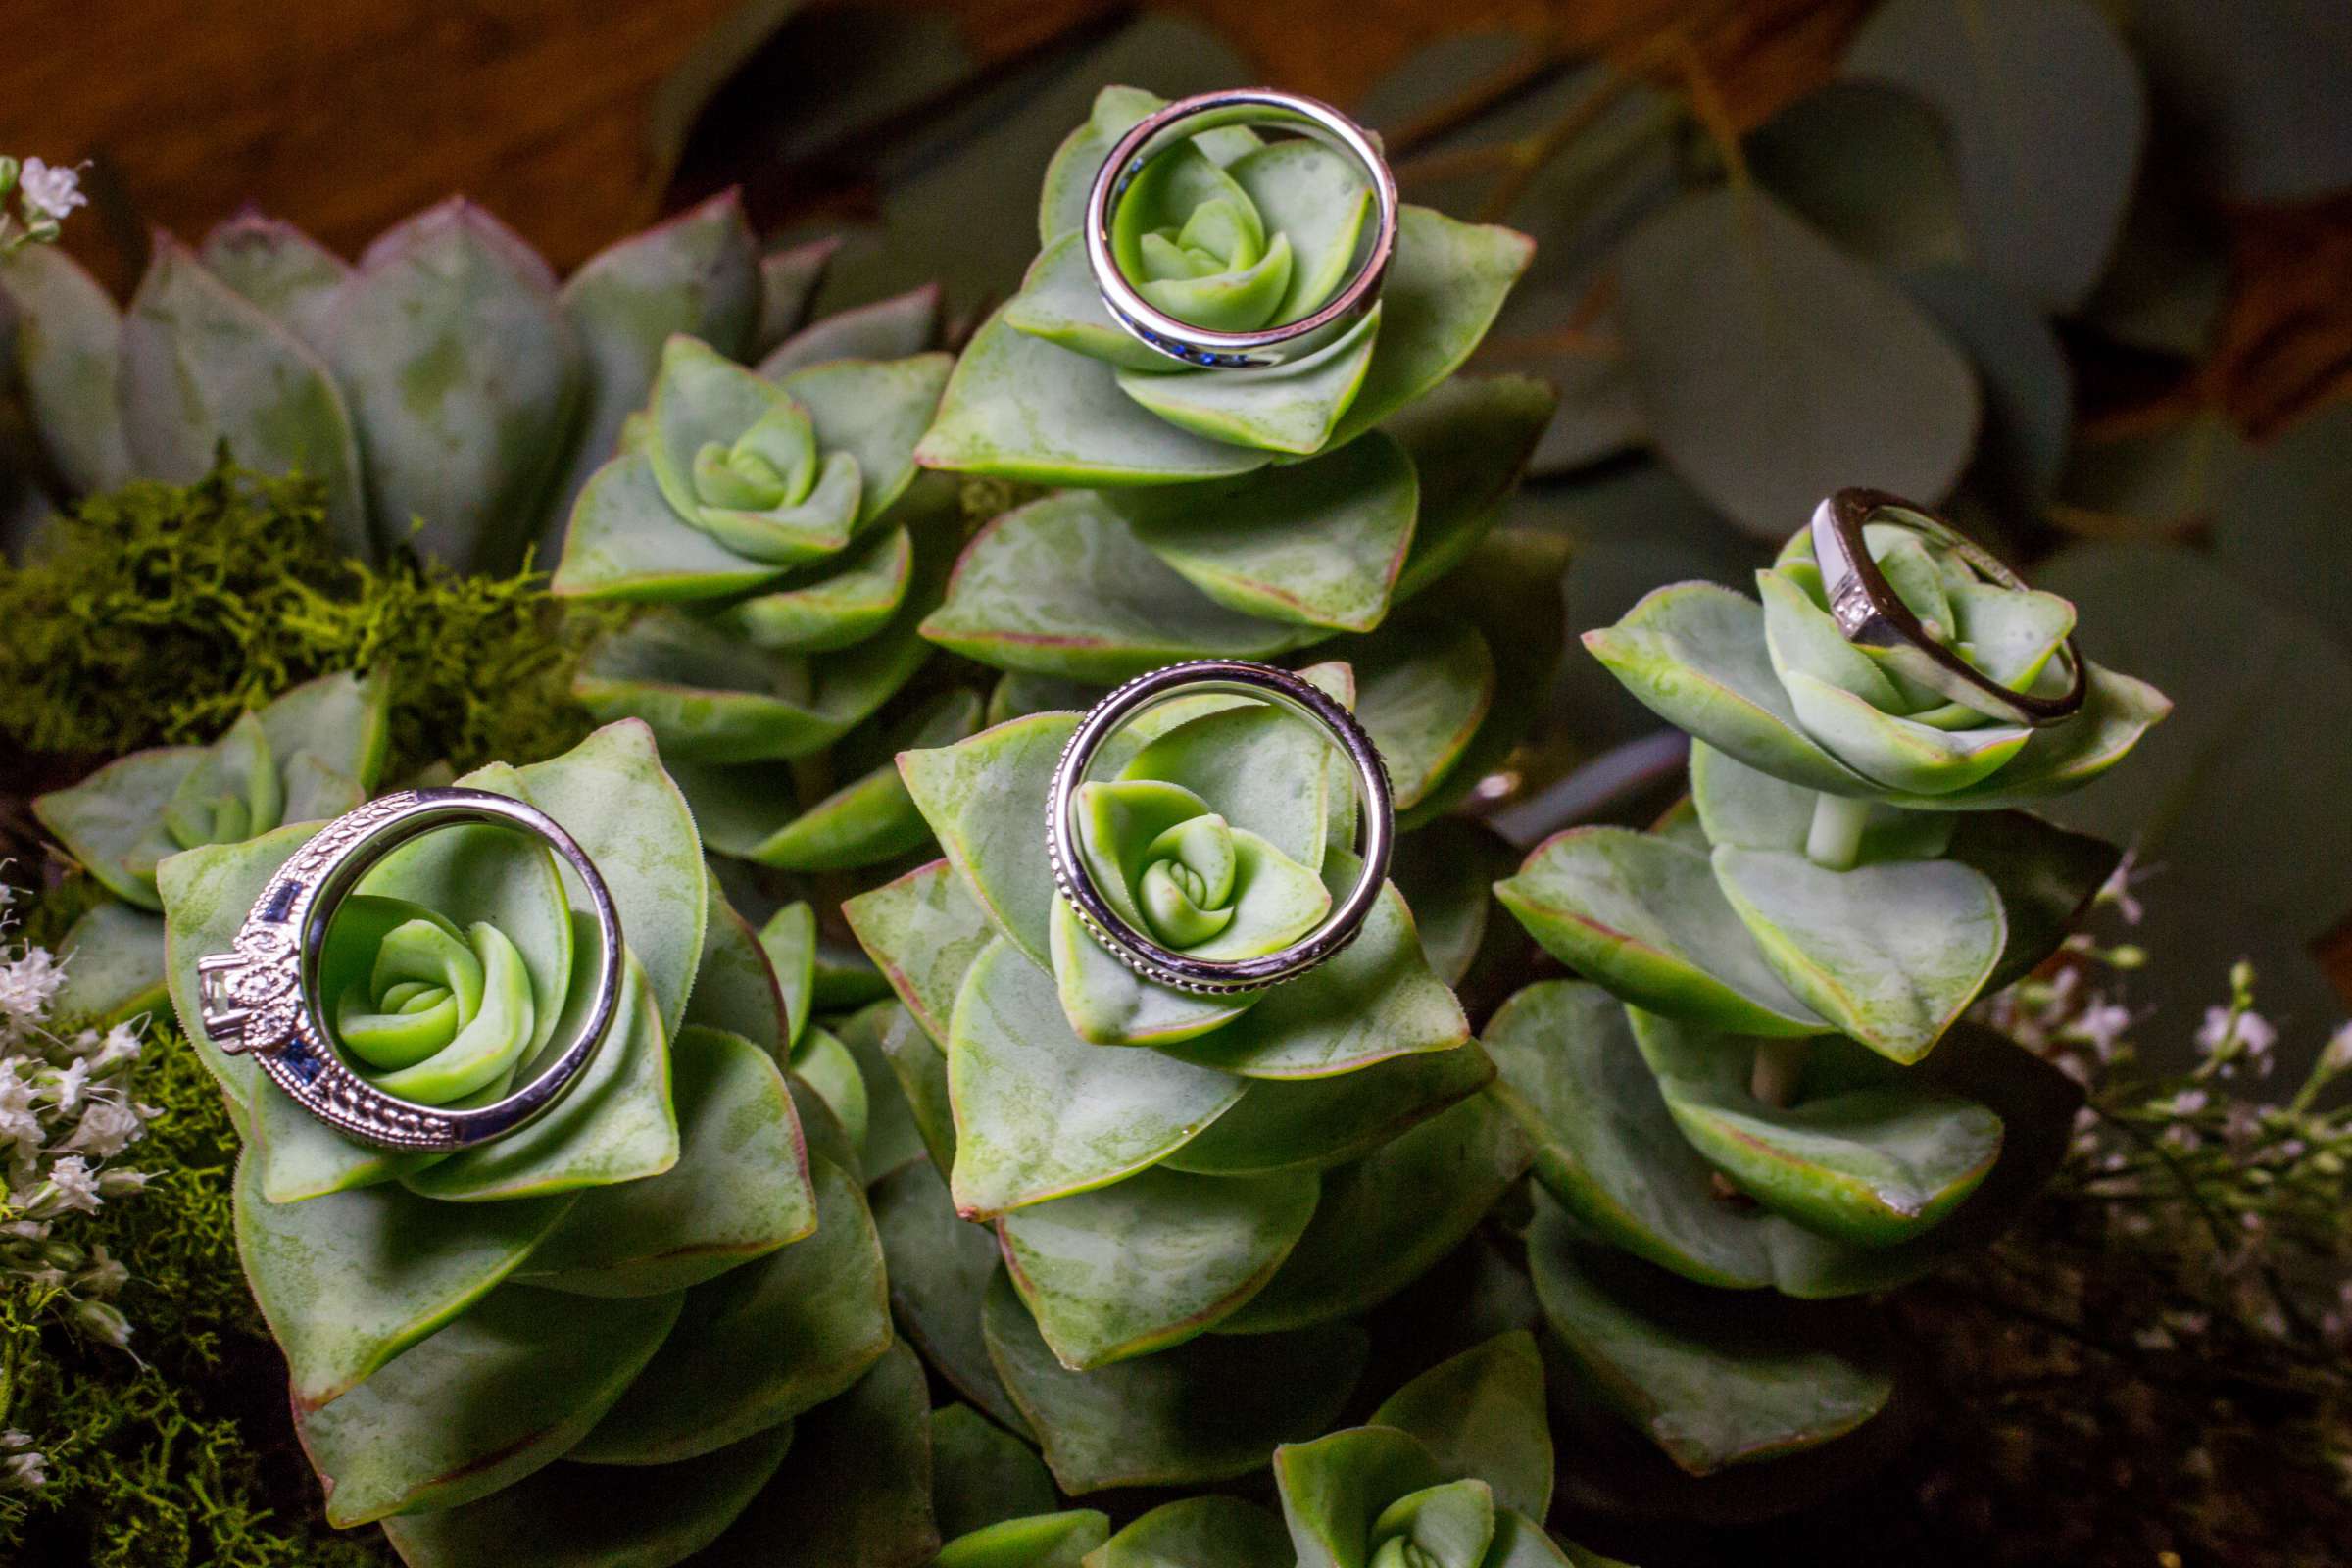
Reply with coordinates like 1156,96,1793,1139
1805,792,1872,871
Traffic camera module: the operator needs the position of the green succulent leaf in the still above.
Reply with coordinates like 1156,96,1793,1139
1090,1495,1294,1568
920,491,1316,680
1371,1332,1554,1520
1629,1010,2001,1245
1105,429,1418,633
930,1404,1056,1542
1216,1091,1530,1333
1383,375,1556,603
1710,846,2002,1063
1494,826,1824,1037
1114,309,1382,457
684,885,794,1056
999,1164,1319,1368
198,213,351,348
515,1025,814,1296
869,1157,1033,1436
329,201,582,572
948,940,1246,1216
831,999,937,1181
1274,1424,1448,1568
297,1284,682,1525
1687,742,1954,864
984,1270,1367,1494
571,1154,889,1464
1526,1188,1896,1474
846,858,1003,1048
754,236,841,356
548,190,761,556
118,237,369,557
234,1149,577,1410
1392,820,1517,988
691,1342,940,1568
48,901,171,1027
936,1511,1110,1568
0,243,134,493
1160,1044,1494,1177
761,282,943,378
378,1419,797,1568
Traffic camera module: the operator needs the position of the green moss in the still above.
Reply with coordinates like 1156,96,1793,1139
0,463,618,777
0,1027,391,1567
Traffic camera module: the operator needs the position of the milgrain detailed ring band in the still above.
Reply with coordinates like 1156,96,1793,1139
1812,488,2088,728
1046,660,1394,995
195,788,623,1152
1086,88,1399,370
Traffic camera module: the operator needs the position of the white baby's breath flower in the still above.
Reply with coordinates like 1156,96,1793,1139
44,1154,102,1214
0,946,67,1027
2322,1022,2352,1076
4,1448,48,1492
59,1097,145,1157
16,158,89,223
2061,1001,2134,1059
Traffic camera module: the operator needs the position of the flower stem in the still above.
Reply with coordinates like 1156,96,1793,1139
1805,792,1871,871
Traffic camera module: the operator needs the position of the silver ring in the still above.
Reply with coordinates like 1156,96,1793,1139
195,788,623,1152
1045,661,1394,994
1085,88,1399,370
1811,489,2088,728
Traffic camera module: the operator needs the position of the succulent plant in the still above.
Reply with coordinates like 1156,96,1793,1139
842,672,1532,1493
550,313,966,873
150,721,906,1565
0,188,858,574
1482,510,2168,1481
1088,1332,1623,1567
33,669,391,1024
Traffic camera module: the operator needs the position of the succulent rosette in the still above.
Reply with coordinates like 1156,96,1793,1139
151,721,917,1566
1474,513,2169,1486
841,671,1534,1494
1089,1333,1623,1568
0,186,863,573
33,669,390,1023
1587,511,2172,809
919,85,1534,478
550,308,963,873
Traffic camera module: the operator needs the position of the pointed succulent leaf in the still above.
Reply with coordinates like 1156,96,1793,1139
829,999,937,1180
1941,809,2122,990
1348,621,1494,810
930,1404,1056,1541
553,448,795,601
515,1026,814,1295
916,303,1275,485
378,1419,796,1568
1688,742,1954,864
48,901,170,1027
1630,1010,2002,1246
691,1341,940,1568
1000,1164,1318,1368
936,1511,1111,1568
0,244,132,492
761,282,942,377
1874,663,2173,810
1162,1044,1494,1177
1002,231,1190,373
684,885,792,1055
1370,1332,1553,1519
1486,983,1772,1289
792,1025,872,1155
1275,1424,1449,1568
329,201,582,571
198,213,352,348
1326,207,1535,449
297,1284,682,1525
159,822,320,1113
1383,374,1554,603
755,235,841,354
1584,583,1869,795
1370,1479,1496,1568
38,746,216,909
1711,846,2002,1062
234,1151,577,1410
716,523,915,653
571,1154,889,1463
1106,429,1417,632
948,941,1245,1216
846,858,1002,1048
869,1157,1032,1435
781,351,953,527
985,1270,1367,1494
702,688,979,871
1091,1495,1294,1568
921,490,1315,680
1526,1189,1896,1474
119,237,368,555
1393,819,1518,988
548,189,761,550
1494,826,1824,1036
1115,308,1382,456
1216,1091,1530,1333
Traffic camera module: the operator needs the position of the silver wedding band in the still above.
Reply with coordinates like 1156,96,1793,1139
1812,489,2087,728
196,788,623,1152
1086,88,1398,370
1046,661,1394,994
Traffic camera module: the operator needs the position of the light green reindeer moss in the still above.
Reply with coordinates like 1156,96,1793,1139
0,464,616,777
